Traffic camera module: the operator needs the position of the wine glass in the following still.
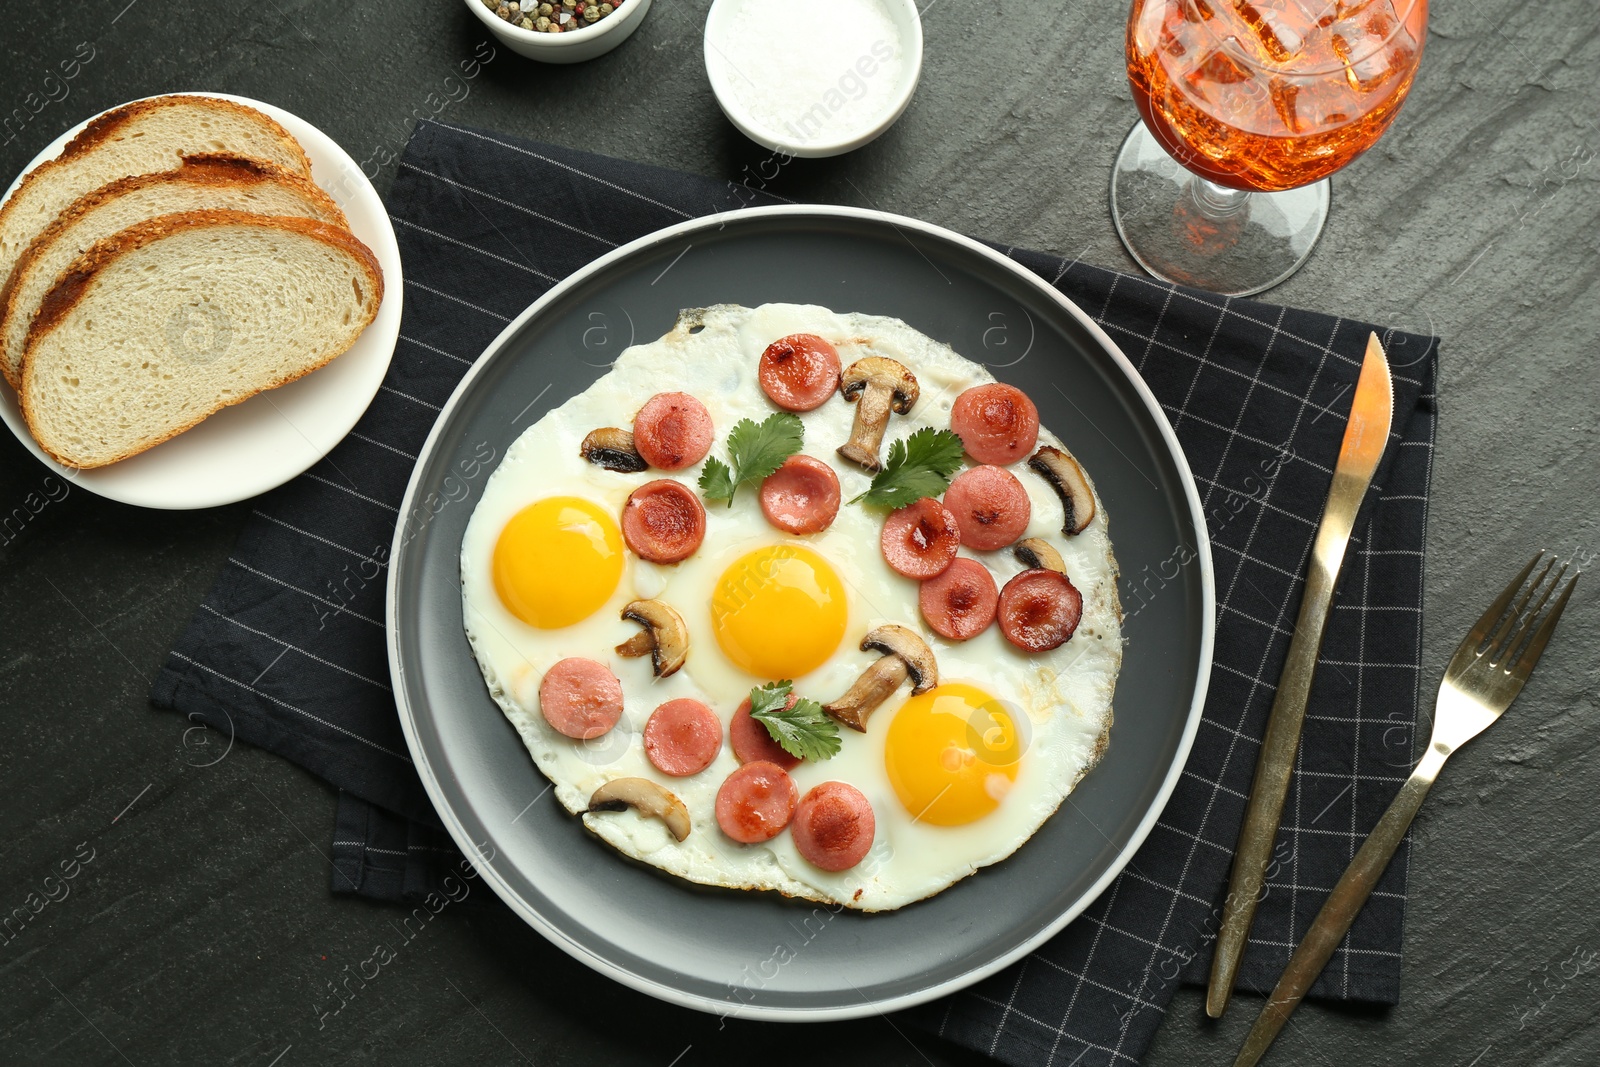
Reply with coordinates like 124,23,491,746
1111,0,1428,296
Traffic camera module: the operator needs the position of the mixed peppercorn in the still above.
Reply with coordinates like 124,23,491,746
482,0,622,32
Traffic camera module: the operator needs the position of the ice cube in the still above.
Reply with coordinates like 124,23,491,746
1135,0,1206,59
1372,0,1419,53
1330,0,1381,23
1182,46,1279,133
1151,2,1201,58
1267,75,1304,133
1331,2,1414,92
1286,74,1363,129
1185,46,1255,89
1362,0,1399,37
1229,0,1319,61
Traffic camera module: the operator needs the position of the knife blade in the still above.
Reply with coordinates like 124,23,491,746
1205,332,1394,1018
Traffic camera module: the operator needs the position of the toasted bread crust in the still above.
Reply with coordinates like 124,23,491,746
20,94,311,184
0,154,347,387
18,210,383,468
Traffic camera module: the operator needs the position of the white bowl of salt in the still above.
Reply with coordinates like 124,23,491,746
704,0,924,158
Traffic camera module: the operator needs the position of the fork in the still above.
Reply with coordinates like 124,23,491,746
1230,550,1581,1067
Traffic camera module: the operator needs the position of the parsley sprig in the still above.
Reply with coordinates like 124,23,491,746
698,412,804,506
851,427,966,508
748,681,840,762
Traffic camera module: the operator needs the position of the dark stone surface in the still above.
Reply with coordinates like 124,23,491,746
0,1,1595,1065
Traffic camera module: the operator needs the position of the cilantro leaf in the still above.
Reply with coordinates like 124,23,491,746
747,681,841,762
699,412,804,506
727,412,804,484
697,456,737,503
854,427,966,508
748,680,794,717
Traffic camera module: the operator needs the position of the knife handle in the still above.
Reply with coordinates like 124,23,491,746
1231,745,1446,1067
1207,532,1347,1015
1204,629,1320,1014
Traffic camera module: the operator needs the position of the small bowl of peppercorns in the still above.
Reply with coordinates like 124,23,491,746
465,0,652,63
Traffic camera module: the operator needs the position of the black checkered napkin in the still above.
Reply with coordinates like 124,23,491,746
151,120,1437,1065
917,248,1435,1064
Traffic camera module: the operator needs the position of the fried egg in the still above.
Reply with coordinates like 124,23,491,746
460,303,1122,911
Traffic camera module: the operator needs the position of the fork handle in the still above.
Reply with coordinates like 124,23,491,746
1231,742,1449,1067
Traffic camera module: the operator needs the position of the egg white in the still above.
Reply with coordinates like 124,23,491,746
460,303,1123,911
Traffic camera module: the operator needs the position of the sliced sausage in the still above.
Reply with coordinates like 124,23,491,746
633,392,713,471
759,454,841,534
998,568,1084,652
715,761,799,843
950,383,1040,466
791,782,875,872
880,496,960,579
538,658,624,740
622,479,706,564
730,693,802,770
758,334,841,412
643,698,722,777
944,465,1032,551
919,557,999,641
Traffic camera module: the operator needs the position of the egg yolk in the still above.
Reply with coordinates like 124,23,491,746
885,683,1023,826
711,544,848,680
492,496,623,629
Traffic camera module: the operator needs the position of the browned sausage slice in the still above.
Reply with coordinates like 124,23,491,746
758,334,841,412
622,479,706,564
759,454,841,534
538,658,624,739
944,465,1032,551
791,782,875,872
879,496,960,579
950,383,1040,466
919,557,999,641
730,694,802,770
643,698,723,777
715,761,799,843
633,392,713,471
998,568,1083,652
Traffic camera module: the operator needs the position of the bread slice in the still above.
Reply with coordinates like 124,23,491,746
0,96,312,305
20,211,383,469
0,154,346,388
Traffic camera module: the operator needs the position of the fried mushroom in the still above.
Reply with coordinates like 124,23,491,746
614,599,689,678
585,778,691,841
823,624,938,732
1028,445,1096,535
580,427,647,473
836,356,919,472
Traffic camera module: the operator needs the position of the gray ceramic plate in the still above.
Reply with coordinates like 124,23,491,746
387,206,1214,1021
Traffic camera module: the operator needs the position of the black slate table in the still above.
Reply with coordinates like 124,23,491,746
1,2,1596,1065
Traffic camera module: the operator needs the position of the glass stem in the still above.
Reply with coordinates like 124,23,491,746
1187,178,1252,220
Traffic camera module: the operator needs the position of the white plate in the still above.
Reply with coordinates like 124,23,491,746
0,92,402,510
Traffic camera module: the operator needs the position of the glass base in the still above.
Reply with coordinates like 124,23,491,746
1110,121,1329,298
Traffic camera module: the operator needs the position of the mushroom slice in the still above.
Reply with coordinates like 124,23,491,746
615,599,688,678
836,356,920,472
1028,445,1096,535
585,778,691,842
823,623,938,732
581,427,647,473
1013,536,1067,574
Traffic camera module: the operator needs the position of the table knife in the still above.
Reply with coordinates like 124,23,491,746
1205,332,1394,1018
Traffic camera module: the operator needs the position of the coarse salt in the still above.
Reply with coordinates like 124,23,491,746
709,0,907,149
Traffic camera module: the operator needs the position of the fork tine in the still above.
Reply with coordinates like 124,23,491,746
1507,571,1580,682
1447,551,1543,675
1491,561,1566,666
1484,554,1554,655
